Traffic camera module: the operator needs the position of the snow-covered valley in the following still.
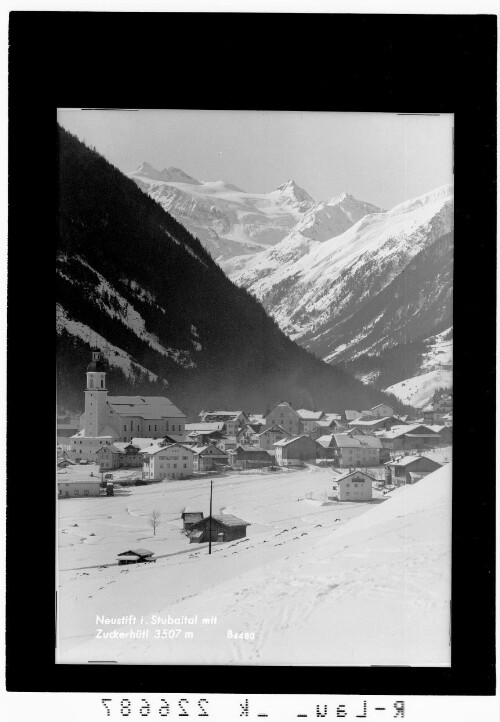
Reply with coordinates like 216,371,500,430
57,460,451,666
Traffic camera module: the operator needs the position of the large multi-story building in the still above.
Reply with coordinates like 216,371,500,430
69,348,186,461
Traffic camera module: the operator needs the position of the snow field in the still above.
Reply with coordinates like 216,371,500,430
57,463,450,666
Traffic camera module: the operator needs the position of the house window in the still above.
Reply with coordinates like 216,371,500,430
74,490,79,495
84,490,89,496
184,464,187,468
130,421,133,431
101,379,104,388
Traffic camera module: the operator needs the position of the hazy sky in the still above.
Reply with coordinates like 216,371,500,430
58,109,453,210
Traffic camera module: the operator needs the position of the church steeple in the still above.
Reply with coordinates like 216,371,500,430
86,347,109,390
84,348,110,437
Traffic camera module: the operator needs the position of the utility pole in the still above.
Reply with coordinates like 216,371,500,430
208,479,213,555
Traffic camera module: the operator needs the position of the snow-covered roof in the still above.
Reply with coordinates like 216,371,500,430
316,434,335,448
70,429,114,439
348,417,389,427
344,410,363,421
273,435,313,447
130,437,156,449
193,444,228,456
333,434,382,448
201,411,245,421
57,478,101,485
235,445,273,455
379,424,437,440
197,514,249,527
257,423,288,436
117,548,154,557
185,422,226,433
386,456,442,468
266,401,300,418
297,409,324,421
334,469,377,482
323,413,341,421
107,396,185,419
142,442,194,456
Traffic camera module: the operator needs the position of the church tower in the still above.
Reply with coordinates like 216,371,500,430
84,348,109,437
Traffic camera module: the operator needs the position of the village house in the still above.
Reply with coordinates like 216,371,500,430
216,436,238,453
348,416,401,433
142,442,194,481
385,456,442,486
422,391,453,424
428,425,453,445
314,413,342,436
185,422,226,443
273,435,318,466
235,424,259,446
441,412,453,427
257,423,290,450
192,443,229,472
342,410,364,424
58,478,101,498
96,442,144,470
330,433,386,467
265,401,303,436
296,409,326,435
181,510,204,531
70,349,186,461
362,403,395,418
331,469,375,501
315,434,337,460
377,424,441,452
188,514,249,543
247,414,266,430
199,411,250,436
228,445,274,469
117,548,155,565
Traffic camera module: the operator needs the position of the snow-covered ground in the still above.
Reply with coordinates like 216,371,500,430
57,462,451,666
383,328,453,407
383,369,453,408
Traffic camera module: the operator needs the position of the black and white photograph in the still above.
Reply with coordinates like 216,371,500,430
55,108,454,666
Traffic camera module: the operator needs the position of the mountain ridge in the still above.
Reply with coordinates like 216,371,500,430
57,126,408,418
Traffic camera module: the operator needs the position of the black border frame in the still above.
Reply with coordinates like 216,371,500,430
7,11,496,694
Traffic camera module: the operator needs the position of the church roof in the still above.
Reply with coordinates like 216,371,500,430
107,396,185,419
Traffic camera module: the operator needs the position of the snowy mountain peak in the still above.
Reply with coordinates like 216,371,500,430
131,162,201,185
271,179,315,211
328,191,350,204
135,161,158,176
159,167,201,185
275,178,300,191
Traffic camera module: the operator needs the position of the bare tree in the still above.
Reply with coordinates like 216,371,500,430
147,509,161,536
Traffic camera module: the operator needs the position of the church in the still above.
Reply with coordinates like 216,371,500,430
69,349,186,461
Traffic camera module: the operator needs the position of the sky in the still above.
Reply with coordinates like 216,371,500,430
58,109,453,210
